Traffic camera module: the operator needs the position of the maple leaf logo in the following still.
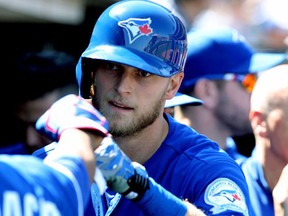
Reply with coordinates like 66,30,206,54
139,24,152,35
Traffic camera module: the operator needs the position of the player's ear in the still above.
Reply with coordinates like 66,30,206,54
166,72,184,100
250,110,268,138
90,84,95,97
89,72,95,97
194,79,219,108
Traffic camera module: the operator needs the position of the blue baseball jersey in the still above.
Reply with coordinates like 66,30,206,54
0,142,28,155
34,114,254,215
0,154,91,216
239,149,274,216
89,114,254,216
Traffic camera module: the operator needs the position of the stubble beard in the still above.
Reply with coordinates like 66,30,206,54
92,93,163,138
215,97,252,135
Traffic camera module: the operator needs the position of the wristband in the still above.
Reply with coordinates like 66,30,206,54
136,178,187,216
123,162,150,201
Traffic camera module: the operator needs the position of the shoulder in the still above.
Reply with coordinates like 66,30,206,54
0,154,42,171
0,154,88,186
165,114,222,158
0,154,89,215
166,114,219,147
165,114,247,181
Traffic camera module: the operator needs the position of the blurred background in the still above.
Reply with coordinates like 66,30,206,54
1,0,287,84
0,0,117,62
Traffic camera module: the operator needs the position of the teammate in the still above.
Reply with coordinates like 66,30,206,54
1,49,78,154
240,64,288,216
35,0,255,215
0,94,109,216
173,27,286,160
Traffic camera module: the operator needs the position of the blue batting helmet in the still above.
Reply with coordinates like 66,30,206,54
76,0,187,98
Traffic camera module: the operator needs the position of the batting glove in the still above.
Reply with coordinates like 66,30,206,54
36,94,109,141
95,137,149,201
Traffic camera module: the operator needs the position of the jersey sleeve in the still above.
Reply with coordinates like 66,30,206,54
0,154,91,216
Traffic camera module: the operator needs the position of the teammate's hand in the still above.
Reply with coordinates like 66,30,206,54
273,164,288,215
95,137,149,200
36,94,109,141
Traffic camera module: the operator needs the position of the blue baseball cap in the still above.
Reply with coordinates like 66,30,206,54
179,27,287,94
165,92,203,108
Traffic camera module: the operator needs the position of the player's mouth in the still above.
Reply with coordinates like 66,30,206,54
109,100,134,112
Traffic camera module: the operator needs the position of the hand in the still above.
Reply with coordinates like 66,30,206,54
96,137,200,215
273,164,288,216
95,137,149,200
36,94,109,142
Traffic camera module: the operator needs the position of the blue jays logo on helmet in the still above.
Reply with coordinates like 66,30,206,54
118,18,153,44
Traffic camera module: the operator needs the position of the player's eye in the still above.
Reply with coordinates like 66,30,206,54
105,62,120,71
137,70,151,77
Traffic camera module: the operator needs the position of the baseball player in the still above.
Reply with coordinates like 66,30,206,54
173,27,286,161
0,94,109,216
34,0,255,215
1,49,78,155
240,64,288,216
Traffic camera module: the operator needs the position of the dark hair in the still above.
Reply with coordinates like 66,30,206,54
14,49,77,103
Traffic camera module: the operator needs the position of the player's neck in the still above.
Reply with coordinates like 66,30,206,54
113,115,168,164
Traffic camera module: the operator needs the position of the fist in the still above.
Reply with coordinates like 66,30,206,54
36,94,109,141
95,137,149,200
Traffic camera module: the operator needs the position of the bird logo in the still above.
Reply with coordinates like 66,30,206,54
204,178,248,215
118,18,153,44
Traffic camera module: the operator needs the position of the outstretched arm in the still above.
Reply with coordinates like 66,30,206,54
96,137,206,216
36,94,109,183
45,128,103,183
0,94,110,215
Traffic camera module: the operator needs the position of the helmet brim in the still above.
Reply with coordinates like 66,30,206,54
82,45,178,77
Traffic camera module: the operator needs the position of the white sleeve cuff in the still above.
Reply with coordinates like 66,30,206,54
94,167,107,195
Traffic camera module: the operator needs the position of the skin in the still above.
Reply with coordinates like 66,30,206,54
174,78,252,150
48,128,104,183
16,85,78,153
91,61,182,163
214,80,252,135
17,90,60,152
249,64,288,216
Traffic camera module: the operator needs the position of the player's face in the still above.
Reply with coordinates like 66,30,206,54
266,104,288,163
17,91,57,153
214,80,252,135
91,61,169,137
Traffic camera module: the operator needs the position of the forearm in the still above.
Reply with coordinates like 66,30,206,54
136,178,205,216
48,128,104,183
96,137,206,215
